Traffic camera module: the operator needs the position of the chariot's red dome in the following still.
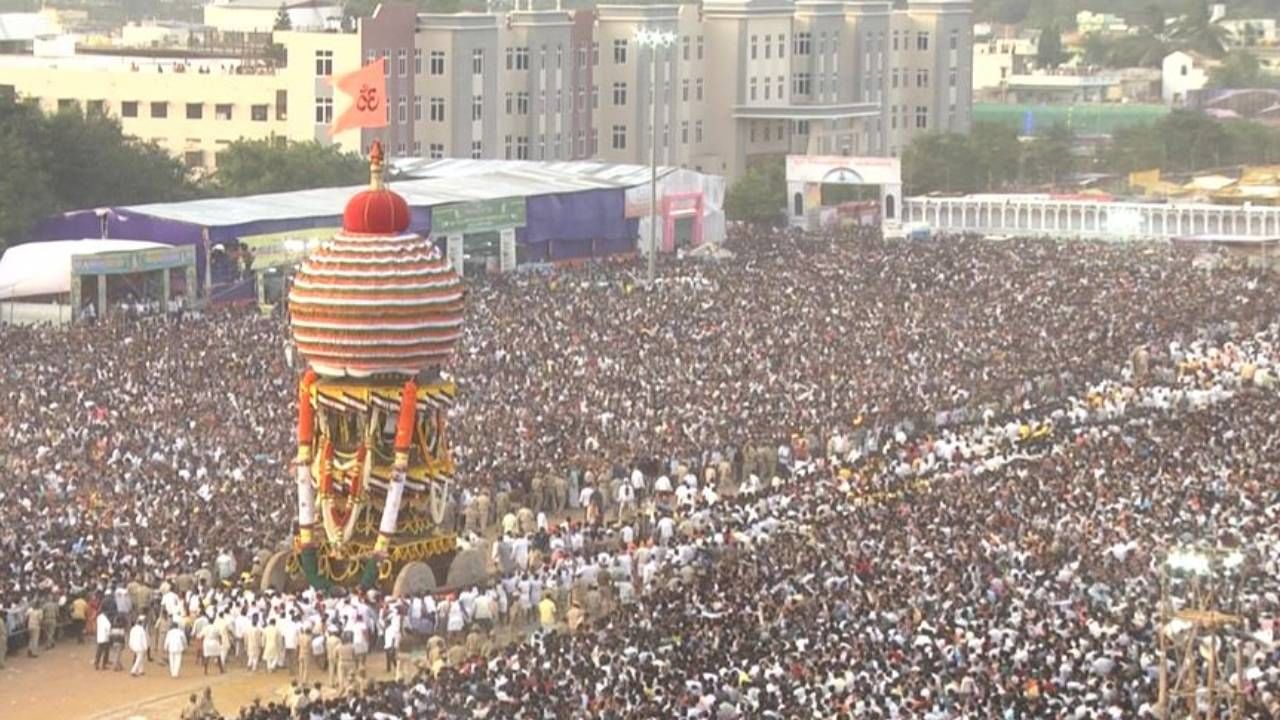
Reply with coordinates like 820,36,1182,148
343,188,410,235
342,141,411,234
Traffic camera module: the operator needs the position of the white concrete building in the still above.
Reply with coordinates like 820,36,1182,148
1162,50,1211,106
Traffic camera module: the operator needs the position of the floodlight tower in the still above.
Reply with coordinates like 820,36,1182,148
1157,546,1251,720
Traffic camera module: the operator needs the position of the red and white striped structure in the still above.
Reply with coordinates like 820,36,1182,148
288,141,464,378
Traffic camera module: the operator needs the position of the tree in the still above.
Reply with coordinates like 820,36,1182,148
969,122,1022,191
1081,32,1110,67
273,3,292,31
0,96,195,246
1208,51,1275,88
903,133,979,195
1170,0,1228,58
208,138,367,197
1024,123,1076,186
1036,23,1069,69
724,160,786,225
1107,32,1169,67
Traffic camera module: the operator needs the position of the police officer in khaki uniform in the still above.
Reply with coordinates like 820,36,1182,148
41,595,58,650
25,603,43,658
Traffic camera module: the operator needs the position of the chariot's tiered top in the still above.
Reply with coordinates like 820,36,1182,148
288,141,464,378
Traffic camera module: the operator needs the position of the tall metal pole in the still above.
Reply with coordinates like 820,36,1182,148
647,39,658,287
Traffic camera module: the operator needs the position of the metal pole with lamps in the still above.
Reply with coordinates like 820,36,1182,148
634,28,676,287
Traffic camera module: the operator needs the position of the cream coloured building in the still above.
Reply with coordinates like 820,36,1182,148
0,0,970,181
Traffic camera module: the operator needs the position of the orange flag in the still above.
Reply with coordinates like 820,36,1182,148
329,58,388,137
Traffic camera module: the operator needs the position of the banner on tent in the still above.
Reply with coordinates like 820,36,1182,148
433,198,526,235
239,228,339,270
71,245,196,275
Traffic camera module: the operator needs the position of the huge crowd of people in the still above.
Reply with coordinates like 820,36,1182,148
3,226,1280,718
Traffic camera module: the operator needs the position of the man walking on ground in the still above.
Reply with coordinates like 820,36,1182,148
93,610,112,669
128,616,149,676
165,622,187,678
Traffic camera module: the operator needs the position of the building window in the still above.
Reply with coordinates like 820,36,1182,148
251,104,268,121
184,150,203,168
471,140,482,159
892,69,899,88
395,142,405,156
577,88,584,111
413,141,421,155
398,49,407,76
516,136,529,159
314,97,332,123
415,48,422,74
614,39,627,64
382,50,391,77
472,48,484,75
185,103,202,120
750,35,758,60
577,46,586,68
794,73,811,95
611,124,626,150
315,50,333,76
505,92,513,114
950,29,959,50
504,135,512,159
917,32,929,51
949,69,957,87
150,101,168,118
749,77,757,101
796,120,809,135
696,78,703,101
472,95,482,121
555,89,562,112
915,105,927,129
681,79,689,102
556,45,562,69
215,103,233,121
414,95,422,121
430,97,445,122
695,120,703,143
778,35,785,58
516,47,529,70
121,101,138,117
694,35,702,60
398,98,407,123
540,46,547,69
682,35,689,61
681,120,689,143
794,32,810,55
777,75,784,99
890,105,897,129
506,47,513,70
764,34,771,59
917,69,929,87
591,85,599,109
591,41,599,66
612,82,627,106
764,81,770,100
589,128,598,154
430,50,445,75
517,92,529,115
429,143,444,159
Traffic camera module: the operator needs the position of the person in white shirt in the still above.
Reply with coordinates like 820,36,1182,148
128,617,149,676
94,611,113,670
164,623,187,678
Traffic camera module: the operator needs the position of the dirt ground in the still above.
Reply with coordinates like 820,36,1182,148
0,640,406,720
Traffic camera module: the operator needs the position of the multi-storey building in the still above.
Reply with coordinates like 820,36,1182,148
0,0,971,181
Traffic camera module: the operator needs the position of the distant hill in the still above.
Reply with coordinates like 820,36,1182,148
976,0,1280,27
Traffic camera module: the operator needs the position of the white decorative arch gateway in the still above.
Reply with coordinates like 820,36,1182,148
786,155,903,232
